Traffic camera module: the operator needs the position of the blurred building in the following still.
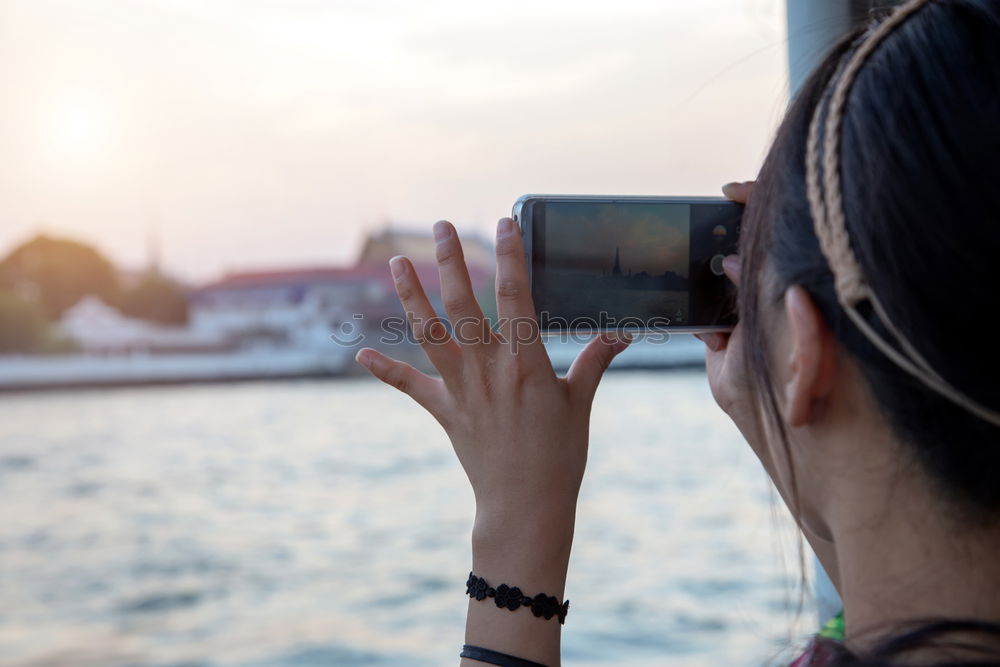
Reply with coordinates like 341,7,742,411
359,226,495,269
188,228,495,351
60,295,228,354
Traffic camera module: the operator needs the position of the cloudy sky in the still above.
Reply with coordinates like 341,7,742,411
0,0,788,282
546,202,691,278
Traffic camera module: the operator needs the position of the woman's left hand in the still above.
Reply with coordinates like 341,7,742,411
355,217,629,555
355,217,629,664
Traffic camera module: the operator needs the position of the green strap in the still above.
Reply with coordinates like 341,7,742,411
818,610,845,641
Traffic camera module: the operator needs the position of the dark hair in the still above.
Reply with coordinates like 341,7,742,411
738,0,1000,662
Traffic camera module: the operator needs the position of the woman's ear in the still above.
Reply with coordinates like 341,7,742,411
783,286,837,427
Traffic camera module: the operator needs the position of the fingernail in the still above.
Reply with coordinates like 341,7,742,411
723,254,739,274
722,182,739,190
433,220,451,241
389,256,405,278
497,217,516,236
355,349,371,368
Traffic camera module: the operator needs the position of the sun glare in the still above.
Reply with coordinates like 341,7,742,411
43,90,112,161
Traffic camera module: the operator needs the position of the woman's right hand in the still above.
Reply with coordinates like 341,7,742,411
700,181,840,585
696,181,767,449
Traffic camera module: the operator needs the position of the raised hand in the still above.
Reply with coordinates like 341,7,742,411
354,216,630,665
355,217,629,522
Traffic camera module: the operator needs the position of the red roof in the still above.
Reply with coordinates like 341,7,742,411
196,260,493,294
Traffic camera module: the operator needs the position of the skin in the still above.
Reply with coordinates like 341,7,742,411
355,183,1000,664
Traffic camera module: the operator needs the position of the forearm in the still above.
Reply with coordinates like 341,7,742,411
461,504,577,666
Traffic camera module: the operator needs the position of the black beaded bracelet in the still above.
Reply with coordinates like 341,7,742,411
465,572,570,624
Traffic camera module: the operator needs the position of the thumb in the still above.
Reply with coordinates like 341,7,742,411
565,332,632,402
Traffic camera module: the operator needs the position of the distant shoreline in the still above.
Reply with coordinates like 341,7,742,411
0,336,707,394
0,362,707,395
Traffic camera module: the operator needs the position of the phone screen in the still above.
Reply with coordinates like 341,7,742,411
528,198,741,331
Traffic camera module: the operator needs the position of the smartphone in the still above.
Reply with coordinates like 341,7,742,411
512,194,742,334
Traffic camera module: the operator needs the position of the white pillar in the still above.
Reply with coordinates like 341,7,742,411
787,0,856,96
787,1,903,95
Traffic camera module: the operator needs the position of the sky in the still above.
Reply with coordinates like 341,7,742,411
0,0,789,283
546,203,691,277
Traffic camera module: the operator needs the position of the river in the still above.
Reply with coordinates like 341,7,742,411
0,371,816,666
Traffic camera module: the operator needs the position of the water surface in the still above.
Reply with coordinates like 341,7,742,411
0,372,815,666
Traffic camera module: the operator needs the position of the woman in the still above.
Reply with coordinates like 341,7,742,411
354,0,1000,664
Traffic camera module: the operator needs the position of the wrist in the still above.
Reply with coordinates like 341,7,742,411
464,504,575,667
472,502,576,552
471,503,576,596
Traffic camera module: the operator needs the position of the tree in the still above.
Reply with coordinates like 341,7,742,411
0,289,61,353
115,272,189,325
0,234,119,319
